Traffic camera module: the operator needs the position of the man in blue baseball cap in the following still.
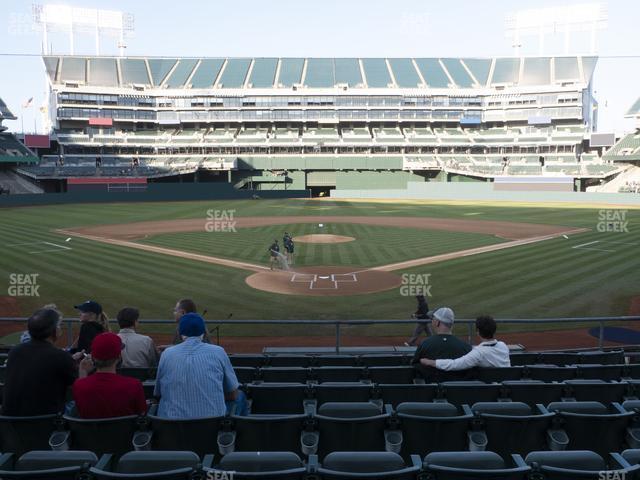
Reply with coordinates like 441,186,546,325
154,313,246,418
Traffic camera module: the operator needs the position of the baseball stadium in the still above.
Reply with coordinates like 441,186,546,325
0,1,640,478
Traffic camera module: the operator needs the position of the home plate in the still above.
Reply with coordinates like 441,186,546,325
319,276,330,279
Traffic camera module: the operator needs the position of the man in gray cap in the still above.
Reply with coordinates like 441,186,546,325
410,307,471,380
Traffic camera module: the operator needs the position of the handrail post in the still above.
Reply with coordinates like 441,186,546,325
467,322,474,345
598,320,604,349
336,322,341,354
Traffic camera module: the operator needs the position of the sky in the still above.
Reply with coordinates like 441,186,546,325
0,0,639,134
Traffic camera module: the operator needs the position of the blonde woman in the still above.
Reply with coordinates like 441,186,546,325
72,300,110,355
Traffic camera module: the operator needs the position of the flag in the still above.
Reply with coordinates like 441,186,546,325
22,97,33,108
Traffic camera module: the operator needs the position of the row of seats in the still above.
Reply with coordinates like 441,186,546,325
4,400,640,461
226,350,626,368
237,379,640,413
3,449,640,480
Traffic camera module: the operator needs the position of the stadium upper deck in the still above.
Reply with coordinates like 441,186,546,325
30,55,622,190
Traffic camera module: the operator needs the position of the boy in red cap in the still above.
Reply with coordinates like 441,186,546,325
72,332,147,418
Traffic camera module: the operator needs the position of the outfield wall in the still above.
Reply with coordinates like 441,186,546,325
0,183,310,207
332,182,640,206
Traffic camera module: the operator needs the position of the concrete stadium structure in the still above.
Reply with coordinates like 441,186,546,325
21,55,628,194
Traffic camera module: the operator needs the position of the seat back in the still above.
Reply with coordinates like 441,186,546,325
219,451,303,472
578,350,625,365
116,451,199,473
148,414,222,457
314,366,364,383
503,381,565,406
65,414,139,457
247,383,308,415
321,451,406,473
397,403,472,458
260,367,309,384
0,415,59,457
315,383,372,405
377,384,438,408
527,365,577,382
564,380,627,403
15,450,98,470
317,402,381,418
232,415,308,455
367,367,415,385
441,381,502,405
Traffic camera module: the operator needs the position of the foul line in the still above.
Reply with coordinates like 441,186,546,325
55,229,268,272
56,227,589,276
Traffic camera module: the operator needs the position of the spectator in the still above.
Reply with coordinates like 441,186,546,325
404,295,432,346
117,307,158,368
72,333,147,419
72,300,110,354
411,307,471,380
155,313,245,419
2,308,77,416
420,315,510,371
171,298,208,344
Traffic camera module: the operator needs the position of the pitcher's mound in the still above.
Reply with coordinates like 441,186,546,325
293,234,355,244
246,266,401,296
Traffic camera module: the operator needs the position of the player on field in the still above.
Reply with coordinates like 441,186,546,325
283,232,295,265
268,239,280,270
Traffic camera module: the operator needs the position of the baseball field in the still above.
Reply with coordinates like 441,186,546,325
0,198,638,344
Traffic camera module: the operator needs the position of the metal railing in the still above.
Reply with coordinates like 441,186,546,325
1,316,639,353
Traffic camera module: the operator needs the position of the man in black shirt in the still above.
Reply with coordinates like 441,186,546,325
411,307,471,382
2,308,78,416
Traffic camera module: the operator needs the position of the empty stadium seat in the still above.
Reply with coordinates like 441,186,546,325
525,450,640,479
313,366,365,383
230,354,267,368
360,355,409,367
315,451,422,480
230,414,312,456
62,414,141,457
440,381,504,405
0,450,99,479
246,383,309,415
375,384,438,408
538,353,580,366
368,366,415,384
314,355,359,367
396,402,473,458
564,379,628,404
470,402,557,458
422,451,531,479
474,366,524,383
267,355,312,368
91,450,204,480
315,383,372,405
547,401,635,457
502,380,566,406
260,367,309,383
315,402,393,459
578,350,625,365
210,451,306,480
144,405,223,457
0,414,59,456
509,353,539,366
578,364,626,381
527,365,577,382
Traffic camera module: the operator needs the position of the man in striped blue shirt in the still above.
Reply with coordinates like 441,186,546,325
154,313,240,419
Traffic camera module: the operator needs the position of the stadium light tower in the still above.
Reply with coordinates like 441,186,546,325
505,3,607,55
32,4,135,56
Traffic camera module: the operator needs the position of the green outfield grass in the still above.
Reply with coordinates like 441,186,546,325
0,199,638,339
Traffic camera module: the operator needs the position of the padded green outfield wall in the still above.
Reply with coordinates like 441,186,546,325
335,171,425,189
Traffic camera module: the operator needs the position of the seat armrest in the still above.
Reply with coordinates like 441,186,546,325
462,404,473,416
511,454,527,468
307,454,319,474
95,454,113,471
0,453,14,470
202,454,215,469
303,399,317,416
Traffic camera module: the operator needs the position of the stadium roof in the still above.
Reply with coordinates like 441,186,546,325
43,56,597,90
626,97,640,117
0,97,16,120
